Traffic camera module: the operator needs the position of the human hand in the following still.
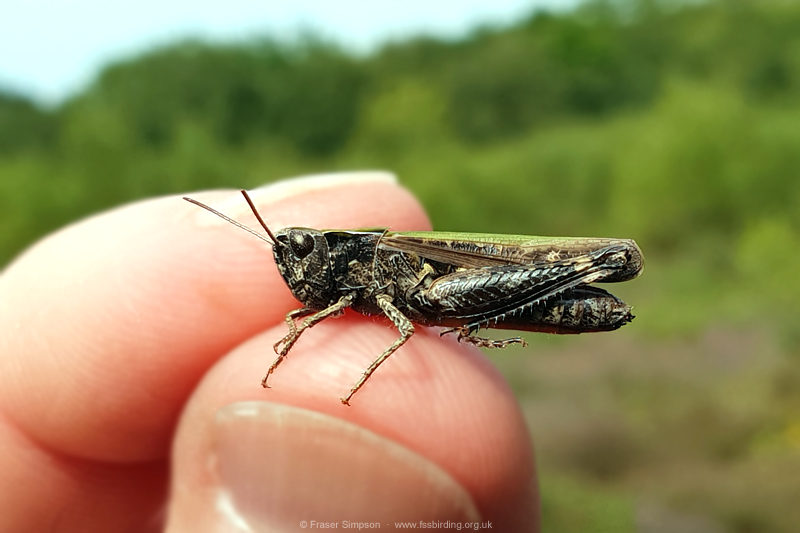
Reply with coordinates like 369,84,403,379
0,172,538,532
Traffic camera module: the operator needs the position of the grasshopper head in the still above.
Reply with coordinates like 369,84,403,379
182,191,338,310
273,228,336,309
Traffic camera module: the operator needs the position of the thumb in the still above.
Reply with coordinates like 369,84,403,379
172,401,479,531
165,319,537,531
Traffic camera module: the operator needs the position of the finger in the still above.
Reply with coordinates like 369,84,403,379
0,172,429,529
0,419,165,533
0,172,423,461
168,316,538,531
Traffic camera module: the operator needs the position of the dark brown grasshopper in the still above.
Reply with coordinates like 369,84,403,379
185,191,644,405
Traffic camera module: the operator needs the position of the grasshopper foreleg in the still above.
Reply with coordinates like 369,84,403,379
273,307,315,354
263,294,355,388
341,294,415,405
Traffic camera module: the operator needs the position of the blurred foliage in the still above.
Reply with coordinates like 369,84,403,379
3,0,800,530
0,89,57,154
81,39,366,155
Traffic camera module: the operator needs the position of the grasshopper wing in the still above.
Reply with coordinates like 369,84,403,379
381,231,643,282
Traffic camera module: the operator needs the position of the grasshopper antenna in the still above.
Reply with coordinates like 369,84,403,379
183,190,282,247
239,190,281,245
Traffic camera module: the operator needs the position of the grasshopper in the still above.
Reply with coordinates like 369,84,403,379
185,191,644,405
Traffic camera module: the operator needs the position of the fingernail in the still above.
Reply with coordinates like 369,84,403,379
213,402,479,531
251,170,397,202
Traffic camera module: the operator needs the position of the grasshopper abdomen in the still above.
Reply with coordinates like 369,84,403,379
492,286,633,334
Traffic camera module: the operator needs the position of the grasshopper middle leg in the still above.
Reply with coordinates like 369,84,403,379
341,294,415,405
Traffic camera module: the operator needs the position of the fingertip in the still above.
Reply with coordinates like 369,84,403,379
189,171,429,235
170,316,537,529
0,172,430,463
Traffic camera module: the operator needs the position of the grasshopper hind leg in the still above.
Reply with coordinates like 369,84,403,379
440,326,528,349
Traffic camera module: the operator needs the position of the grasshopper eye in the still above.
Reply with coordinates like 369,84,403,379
289,232,315,259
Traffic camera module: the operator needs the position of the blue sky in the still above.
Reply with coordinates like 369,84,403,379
0,0,579,104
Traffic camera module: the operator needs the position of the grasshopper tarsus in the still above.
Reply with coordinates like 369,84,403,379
262,358,285,388
441,326,527,349
464,334,528,349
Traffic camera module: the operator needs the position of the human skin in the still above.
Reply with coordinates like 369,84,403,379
0,172,539,532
